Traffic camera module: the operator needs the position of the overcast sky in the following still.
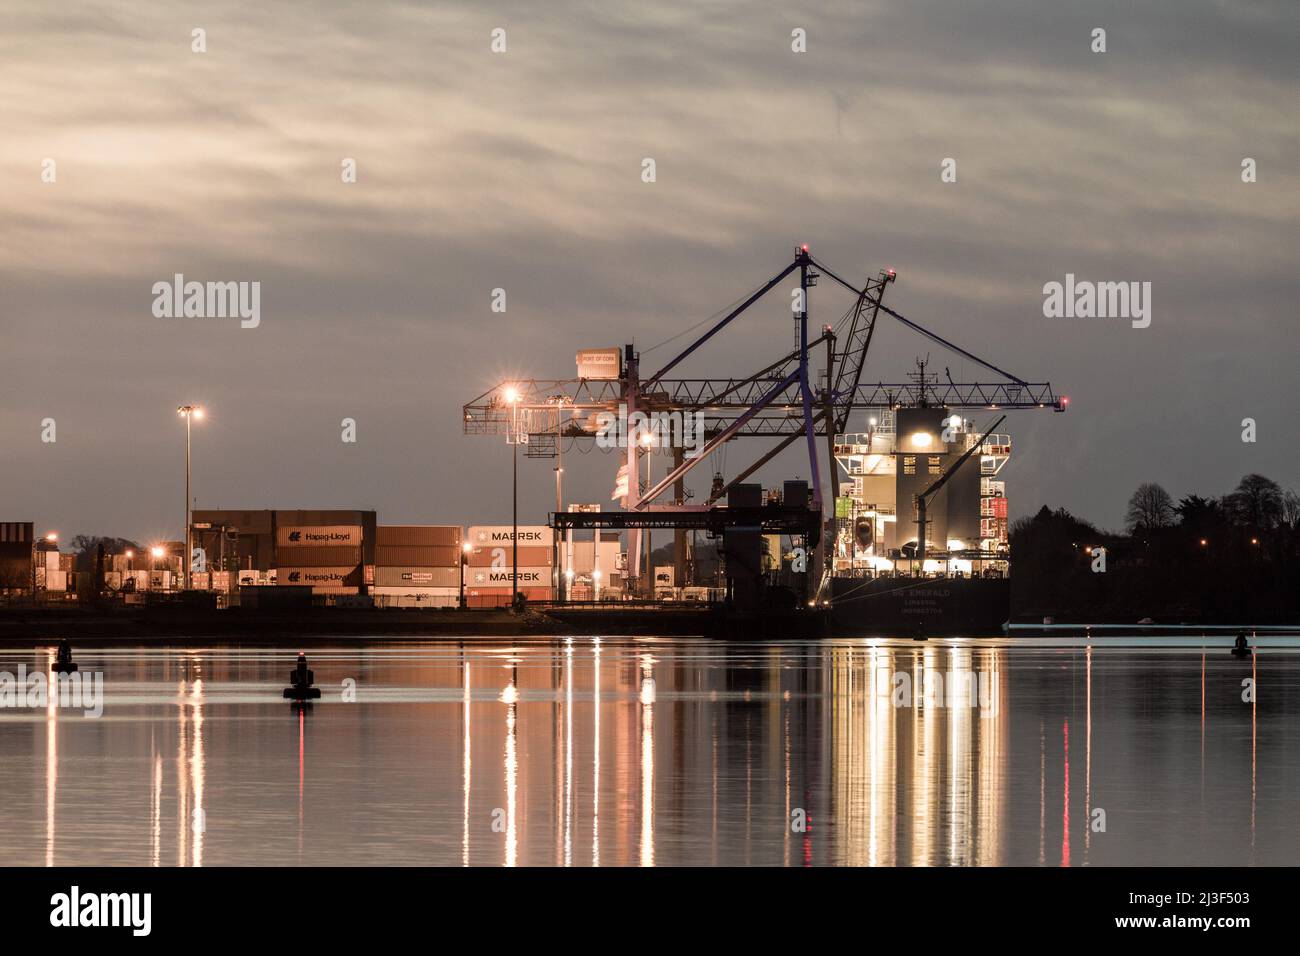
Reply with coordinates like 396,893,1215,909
2,1,1297,544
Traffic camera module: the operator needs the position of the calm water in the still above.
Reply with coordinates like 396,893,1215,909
0,637,1293,866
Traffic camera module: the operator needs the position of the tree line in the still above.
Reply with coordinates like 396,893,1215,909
1010,474,1300,623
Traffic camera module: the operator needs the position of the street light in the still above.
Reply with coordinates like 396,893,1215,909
177,405,204,590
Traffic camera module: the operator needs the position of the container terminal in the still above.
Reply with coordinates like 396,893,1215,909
2,246,1069,638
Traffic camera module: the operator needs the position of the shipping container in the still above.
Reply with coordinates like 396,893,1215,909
468,566,552,588
276,546,362,567
374,592,459,609
467,545,553,568
373,586,459,597
466,586,552,608
466,525,553,548
374,544,460,568
376,525,461,548
277,525,363,548
374,566,460,589
277,566,362,588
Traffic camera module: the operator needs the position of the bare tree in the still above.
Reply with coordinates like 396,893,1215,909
1125,482,1175,533
1224,474,1284,530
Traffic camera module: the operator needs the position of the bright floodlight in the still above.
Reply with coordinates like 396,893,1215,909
503,386,520,404
45,532,57,542
151,546,165,558
911,432,933,447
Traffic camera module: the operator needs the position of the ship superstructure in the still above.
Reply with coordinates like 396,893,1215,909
831,401,1011,579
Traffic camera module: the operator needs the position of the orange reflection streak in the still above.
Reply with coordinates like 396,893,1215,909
45,653,57,867
151,745,162,868
191,676,204,868
592,640,600,867
564,643,573,867
177,678,188,867
503,681,517,867
639,656,655,867
1061,719,1070,867
783,699,791,868
462,656,471,867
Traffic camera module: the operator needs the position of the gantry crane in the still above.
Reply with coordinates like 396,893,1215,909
463,245,1064,601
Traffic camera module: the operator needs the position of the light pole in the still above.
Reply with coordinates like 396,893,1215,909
150,545,165,590
176,405,204,590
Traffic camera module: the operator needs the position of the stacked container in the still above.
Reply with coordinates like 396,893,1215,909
276,524,363,593
374,526,461,607
465,525,554,607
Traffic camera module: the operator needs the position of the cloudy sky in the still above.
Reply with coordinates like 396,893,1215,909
2,0,1297,544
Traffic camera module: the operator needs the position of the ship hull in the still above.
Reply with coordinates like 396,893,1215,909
830,576,1010,637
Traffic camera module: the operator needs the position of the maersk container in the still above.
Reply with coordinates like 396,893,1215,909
466,525,553,548
467,545,553,568
468,566,552,588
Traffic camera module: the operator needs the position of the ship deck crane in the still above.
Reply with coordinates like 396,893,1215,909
913,414,1006,568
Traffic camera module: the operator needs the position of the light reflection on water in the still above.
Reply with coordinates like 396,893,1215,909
0,638,1292,866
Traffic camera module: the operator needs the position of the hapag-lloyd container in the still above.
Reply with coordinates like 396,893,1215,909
277,525,363,547
277,546,362,566
277,566,362,588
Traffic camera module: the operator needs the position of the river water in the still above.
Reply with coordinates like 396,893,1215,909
0,638,1291,866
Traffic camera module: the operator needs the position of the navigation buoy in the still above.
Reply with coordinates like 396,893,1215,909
1231,632,1251,658
283,652,321,700
54,639,78,674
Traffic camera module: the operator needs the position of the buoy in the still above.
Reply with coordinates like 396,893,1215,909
54,639,78,674
1231,632,1251,658
283,652,321,700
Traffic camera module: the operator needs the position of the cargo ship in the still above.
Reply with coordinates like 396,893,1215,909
826,404,1013,636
